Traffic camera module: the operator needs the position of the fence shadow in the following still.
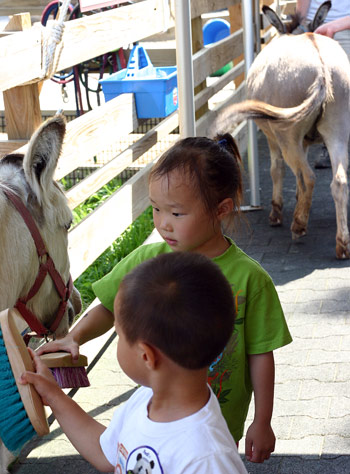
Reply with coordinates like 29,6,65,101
232,132,350,287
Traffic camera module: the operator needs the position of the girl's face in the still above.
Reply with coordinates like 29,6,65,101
149,170,227,258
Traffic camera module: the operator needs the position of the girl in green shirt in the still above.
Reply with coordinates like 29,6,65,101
39,133,292,463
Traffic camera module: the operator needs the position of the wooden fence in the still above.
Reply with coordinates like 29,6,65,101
0,0,285,358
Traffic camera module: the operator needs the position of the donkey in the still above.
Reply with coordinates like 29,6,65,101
0,115,82,470
213,1,350,259
262,0,332,34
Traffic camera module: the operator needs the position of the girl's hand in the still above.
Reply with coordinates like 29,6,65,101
36,332,80,361
20,348,63,406
245,420,275,463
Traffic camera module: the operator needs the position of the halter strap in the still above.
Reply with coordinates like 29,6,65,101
4,188,72,337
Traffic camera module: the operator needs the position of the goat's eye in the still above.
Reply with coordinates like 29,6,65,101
65,220,72,231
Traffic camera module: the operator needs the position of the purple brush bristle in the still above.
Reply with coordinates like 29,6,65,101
50,367,90,389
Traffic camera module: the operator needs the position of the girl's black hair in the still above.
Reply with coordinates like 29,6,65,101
149,133,243,223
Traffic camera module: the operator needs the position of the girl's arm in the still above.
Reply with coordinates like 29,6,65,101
36,303,114,359
21,350,114,472
245,351,275,463
315,16,350,37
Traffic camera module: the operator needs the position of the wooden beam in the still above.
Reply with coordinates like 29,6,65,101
54,94,138,181
196,81,246,137
190,0,239,19
0,0,167,92
192,29,243,87
68,162,153,280
66,111,179,209
194,60,244,111
192,16,208,120
9,94,138,179
0,26,41,92
229,4,245,88
3,84,42,139
2,13,42,139
0,139,27,157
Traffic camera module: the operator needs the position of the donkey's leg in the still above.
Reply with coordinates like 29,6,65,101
267,137,285,226
281,141,315,239
323,137,350,259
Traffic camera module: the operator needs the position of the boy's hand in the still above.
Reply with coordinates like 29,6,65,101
245,420,275,463
20,348,63,406
36,333,80,361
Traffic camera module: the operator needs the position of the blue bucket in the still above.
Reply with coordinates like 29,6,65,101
203,19,233,76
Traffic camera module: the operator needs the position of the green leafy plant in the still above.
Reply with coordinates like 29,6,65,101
63,172,154,314
74,206,154,314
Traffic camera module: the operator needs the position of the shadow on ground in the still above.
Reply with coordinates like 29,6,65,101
232,132,350,286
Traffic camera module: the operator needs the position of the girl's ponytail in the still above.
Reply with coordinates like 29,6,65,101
214,133,242,165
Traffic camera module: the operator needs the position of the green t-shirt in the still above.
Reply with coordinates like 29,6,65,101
92,238,292,442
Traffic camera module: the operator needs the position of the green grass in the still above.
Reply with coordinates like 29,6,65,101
74,205,154,313
63,172,154,313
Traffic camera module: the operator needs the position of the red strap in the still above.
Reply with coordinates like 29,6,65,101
3,189,47,257
15,301,49,336
4,189,73,337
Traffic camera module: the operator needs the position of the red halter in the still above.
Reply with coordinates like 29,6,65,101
4,189,73,338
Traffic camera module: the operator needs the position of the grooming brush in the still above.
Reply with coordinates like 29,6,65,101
0,308,49,453
39,352,90,389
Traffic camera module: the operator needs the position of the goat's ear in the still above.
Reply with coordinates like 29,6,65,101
23,115,66,204
310,0,331,31
262,5,287,34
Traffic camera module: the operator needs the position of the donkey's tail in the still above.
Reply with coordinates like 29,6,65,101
211,74,328,135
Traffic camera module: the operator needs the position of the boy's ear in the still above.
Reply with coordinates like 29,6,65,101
217,198,234,220
138,342,159,370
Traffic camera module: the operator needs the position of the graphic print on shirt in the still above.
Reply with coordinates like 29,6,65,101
126,446,163,474
208,285,244,404
115,442,128,473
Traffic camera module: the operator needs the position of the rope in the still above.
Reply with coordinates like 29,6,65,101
40,0,71,80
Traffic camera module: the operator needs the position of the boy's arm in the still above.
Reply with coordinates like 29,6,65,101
36,303,114,359
21,349,114,472
245,351,275,463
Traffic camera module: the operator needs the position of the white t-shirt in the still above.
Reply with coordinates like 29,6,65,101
307,0,350,22
100,386,248,474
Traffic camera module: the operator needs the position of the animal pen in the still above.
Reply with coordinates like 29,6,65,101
0,0,284,363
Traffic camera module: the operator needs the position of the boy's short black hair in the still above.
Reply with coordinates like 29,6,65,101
117,252,235,370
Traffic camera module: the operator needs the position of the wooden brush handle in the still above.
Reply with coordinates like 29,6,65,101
40,352,88,368
0,308,49,436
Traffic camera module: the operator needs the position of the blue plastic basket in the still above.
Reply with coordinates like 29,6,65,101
100,45,178,118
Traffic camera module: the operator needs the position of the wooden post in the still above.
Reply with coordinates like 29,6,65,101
3,13,42,140
191,16,208,121
229,3,244,88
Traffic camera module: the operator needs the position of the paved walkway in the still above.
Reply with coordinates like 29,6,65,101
12,131,350,474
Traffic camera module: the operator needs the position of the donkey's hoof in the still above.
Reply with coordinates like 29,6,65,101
269,217,282,227
291,218,307,239
336,238,350,259
269,202,282,226
292,231,306,240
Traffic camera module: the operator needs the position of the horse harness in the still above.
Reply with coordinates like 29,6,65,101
4,188,73,342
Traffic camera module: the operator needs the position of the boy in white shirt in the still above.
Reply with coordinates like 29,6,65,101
22,252,248,473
